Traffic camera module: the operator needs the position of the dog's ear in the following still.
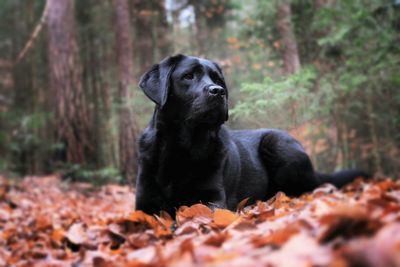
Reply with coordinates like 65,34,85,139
139,55,184,108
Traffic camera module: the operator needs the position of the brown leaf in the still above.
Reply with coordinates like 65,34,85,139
51,228,66,243
157,210,174,229
154,211,174,237
318,205,382,243
336,223,400,267
126,210,159,230
257,209,275,222
203,232,231,247
175,221,201,235
179,238,197,262
127,233,153,249
376,179,397,191
213,209,239,227
236,197,250,212
231,219,257,230
272,191,292,209
176,204,213,226
93,256,115,267
34,215,52,231
252,224,300,248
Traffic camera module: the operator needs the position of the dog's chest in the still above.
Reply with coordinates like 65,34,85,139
154,134,224,186
164,145,220,178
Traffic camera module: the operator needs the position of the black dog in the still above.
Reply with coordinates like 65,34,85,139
136,54,367,216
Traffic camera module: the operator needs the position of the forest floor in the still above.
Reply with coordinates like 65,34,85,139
0,175,400,266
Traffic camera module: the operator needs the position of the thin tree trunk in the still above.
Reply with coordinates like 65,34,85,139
47,0,92,164
112,0,138,185
367,92,383,176
276,1,301,75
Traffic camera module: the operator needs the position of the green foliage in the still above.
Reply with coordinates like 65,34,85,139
0,111,55,175
58,164,123,185
233,0,400,174
231,67,317,128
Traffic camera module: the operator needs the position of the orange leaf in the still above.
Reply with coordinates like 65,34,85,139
126,210,159,230
213,209,238,227
176,204,213,225
51,228,65,243
318,205,381,243
257,209,275,222
154,211,174,237
252,225,299,247
157,210,174,229
35,215,53,230
272,192,292,209
376,179,396,191
204,232,230,247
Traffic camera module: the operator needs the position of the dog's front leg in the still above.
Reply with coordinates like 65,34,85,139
201,175,227,210
135,166,166,215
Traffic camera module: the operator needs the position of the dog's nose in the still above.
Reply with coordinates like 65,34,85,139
208,85,226,96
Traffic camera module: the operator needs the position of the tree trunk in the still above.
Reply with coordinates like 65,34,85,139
132,1,153,76
112,0,138,185
132,1,171,76
276,1,301,129
47,0,92,165
192,2,207,55
155,1,171,59
276,1,301,75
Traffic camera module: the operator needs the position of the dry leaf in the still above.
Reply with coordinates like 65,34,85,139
1,175,400,266
176,204,213,226
203,232,230,247
213,209,239,227
252,224,300,247
236,197,250,212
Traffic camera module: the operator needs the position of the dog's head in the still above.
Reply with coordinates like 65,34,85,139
139,54,229,127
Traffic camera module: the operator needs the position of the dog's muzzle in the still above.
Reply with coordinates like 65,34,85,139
207,85,226,97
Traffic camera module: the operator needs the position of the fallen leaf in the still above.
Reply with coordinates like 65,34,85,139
51,228,66,243
203,232,231,247
236,197,250,212
176,204,213,226
213,209,239,227
252,224,300,248
318,205,382,243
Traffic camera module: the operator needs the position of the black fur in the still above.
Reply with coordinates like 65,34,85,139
136,55,368,216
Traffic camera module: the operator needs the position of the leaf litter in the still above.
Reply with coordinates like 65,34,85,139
0,175,400,266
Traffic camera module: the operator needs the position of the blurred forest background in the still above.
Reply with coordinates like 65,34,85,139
0,0,399,184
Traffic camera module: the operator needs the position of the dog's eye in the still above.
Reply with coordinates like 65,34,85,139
183,73,194,80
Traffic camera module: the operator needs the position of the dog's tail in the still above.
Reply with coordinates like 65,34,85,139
316,169,370,188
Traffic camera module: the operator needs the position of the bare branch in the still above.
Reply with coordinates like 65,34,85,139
14,0,50,65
